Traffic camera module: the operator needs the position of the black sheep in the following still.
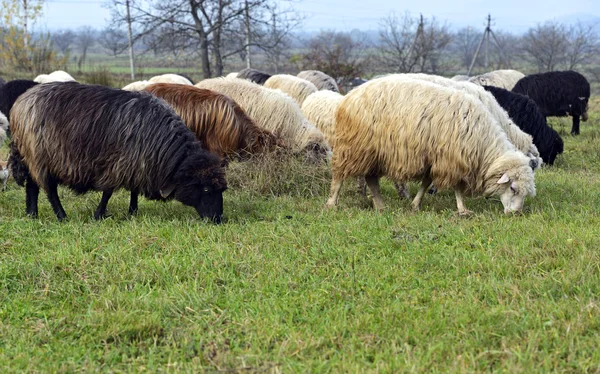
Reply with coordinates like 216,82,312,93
9,82,227,223
237,68,272,85
0,77,5,87
0,79,39,122
512,71,590,135
484,85,564,165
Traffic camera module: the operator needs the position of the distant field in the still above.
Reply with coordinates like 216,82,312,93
0,99,599,371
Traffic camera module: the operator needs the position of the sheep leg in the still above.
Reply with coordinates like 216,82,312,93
94,190,114,220
571,115,580,135
365,176,385,211
25,176,40,218
46,177,67,221
129,190,139,215
2,179,6,191
455,190,473,216
411,175,432,212
357,177,367,196
326,177,344,208
394,182,411,199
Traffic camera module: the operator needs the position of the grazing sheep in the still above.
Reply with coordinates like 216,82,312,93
301,90,344,147
469,69,525,90
145,84,281,159
148,73,193,85
196,77,330,159
237,68,271,85
484,85,564,165
34,70,76,83
9,82,227,223
451,75,470,81
326,75,536,215
264,74,318,106
405,73,541,168
226,72,239,79
512,71,591,135
122,81,153,91
0,79,39,122
0,159,8,191
297,70,340,92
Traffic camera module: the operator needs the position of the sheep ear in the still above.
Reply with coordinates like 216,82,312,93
497,173,510,184
160,184,176,198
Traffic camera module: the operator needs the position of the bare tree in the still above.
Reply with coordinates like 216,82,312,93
521,21,568,72
376,12,453,74
98,27,128,57
52,29,76,55
300,30,370,89
108,0,301,78
75,26,96,70
565,21,599,69
454,27,482,71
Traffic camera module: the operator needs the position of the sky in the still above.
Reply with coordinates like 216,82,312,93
37,0,600,33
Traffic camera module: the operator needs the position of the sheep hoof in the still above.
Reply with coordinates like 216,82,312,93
457,209,473,217
325,202,337,210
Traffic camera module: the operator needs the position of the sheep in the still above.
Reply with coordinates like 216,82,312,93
0,77,5,87
122,80,153,91
8,82,227,223
226,72,239,79
264,74,318,106
0,79,39,123
145,83,281,159
483,85,564,165
0,159,8,191
469,69,525,90
301,90,344,147
297,70,340,92
195,77,330,159
148,73,193,85
404,73,541,168
511,71,591,135
326,75,536,215
33,70,76,83
451,75,470,81
236,68,271,85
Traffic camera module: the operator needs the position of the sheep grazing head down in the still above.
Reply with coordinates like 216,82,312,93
494,164,536,214
162,152,228,223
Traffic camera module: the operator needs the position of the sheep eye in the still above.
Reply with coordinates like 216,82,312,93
510,186,517,193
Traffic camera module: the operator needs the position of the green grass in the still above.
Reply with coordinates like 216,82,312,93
1,103,600,372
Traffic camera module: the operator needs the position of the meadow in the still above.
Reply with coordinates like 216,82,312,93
1,98,600,372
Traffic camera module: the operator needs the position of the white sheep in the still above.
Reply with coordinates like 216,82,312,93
148,74,193,85
34,70,76,84
326,75,536,215
468,69,525,90
404,73,541,168
122,81,153,91
0,111,8,144
264,74,319,106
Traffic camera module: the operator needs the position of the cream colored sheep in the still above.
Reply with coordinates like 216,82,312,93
226,72,239,79
451,75,470,81
122,81,153,91
405,73,541,168
264,74,318,106
195,77,330,159
0,111,8,143
297,70,339,92
34,70,76,84
326,75,536,215
468,69,524,90
148,74,193,85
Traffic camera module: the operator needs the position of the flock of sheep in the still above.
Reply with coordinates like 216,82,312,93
0,66,591,222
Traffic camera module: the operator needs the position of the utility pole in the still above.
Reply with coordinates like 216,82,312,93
125,0,136,80
23,0,29,50
272,9,278,73
467,14,509,75
406,14,424,72
244,0,251,69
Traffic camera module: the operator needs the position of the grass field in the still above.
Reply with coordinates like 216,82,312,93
1,99,600,372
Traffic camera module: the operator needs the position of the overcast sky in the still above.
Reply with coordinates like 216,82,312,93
38,0,600,33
